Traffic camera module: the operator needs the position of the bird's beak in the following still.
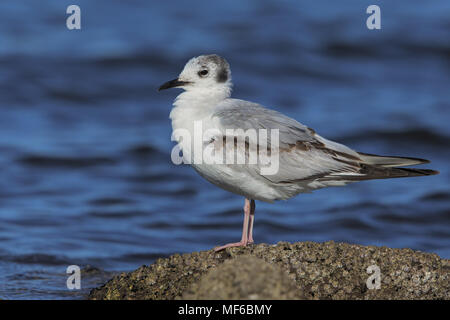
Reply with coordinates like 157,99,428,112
158,78,190,91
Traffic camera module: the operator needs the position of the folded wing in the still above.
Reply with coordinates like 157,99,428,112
212,99,438,185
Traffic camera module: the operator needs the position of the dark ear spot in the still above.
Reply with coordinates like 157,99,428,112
216,67,228,83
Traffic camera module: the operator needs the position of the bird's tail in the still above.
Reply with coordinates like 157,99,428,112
358,165,439,180
357,152,439,178
357,152,430,168
321,152,439,182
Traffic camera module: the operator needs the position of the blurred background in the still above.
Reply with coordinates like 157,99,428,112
0,0,448,299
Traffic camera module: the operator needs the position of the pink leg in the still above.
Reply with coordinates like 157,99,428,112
214,198,253,251
247,200,255,244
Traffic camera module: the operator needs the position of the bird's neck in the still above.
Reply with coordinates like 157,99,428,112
169,86,231,133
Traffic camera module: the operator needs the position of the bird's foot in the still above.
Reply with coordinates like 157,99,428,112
214,240,248,252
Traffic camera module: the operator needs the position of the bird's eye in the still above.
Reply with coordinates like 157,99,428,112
198,69,209,77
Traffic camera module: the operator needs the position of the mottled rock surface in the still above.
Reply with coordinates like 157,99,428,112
89,241,449,300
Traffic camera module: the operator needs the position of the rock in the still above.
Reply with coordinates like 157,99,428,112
181,256,303,299
88,241,450,300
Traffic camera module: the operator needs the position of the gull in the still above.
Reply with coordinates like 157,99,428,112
158,54,438,251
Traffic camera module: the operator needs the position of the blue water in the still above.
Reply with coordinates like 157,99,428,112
0,0,449,299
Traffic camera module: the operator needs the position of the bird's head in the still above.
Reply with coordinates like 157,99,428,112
158,54,232,95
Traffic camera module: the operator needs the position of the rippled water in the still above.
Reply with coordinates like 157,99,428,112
0,1,449,299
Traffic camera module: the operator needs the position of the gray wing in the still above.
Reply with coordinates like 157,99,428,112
213,99,316,148
211,99,364,183
210,99,437,192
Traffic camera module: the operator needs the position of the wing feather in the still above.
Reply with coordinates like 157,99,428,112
212,99,362,183
211,99,437,186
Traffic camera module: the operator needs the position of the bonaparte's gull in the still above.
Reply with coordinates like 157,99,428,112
159,54,438,251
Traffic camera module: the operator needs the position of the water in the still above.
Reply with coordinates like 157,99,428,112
0,0,449,299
